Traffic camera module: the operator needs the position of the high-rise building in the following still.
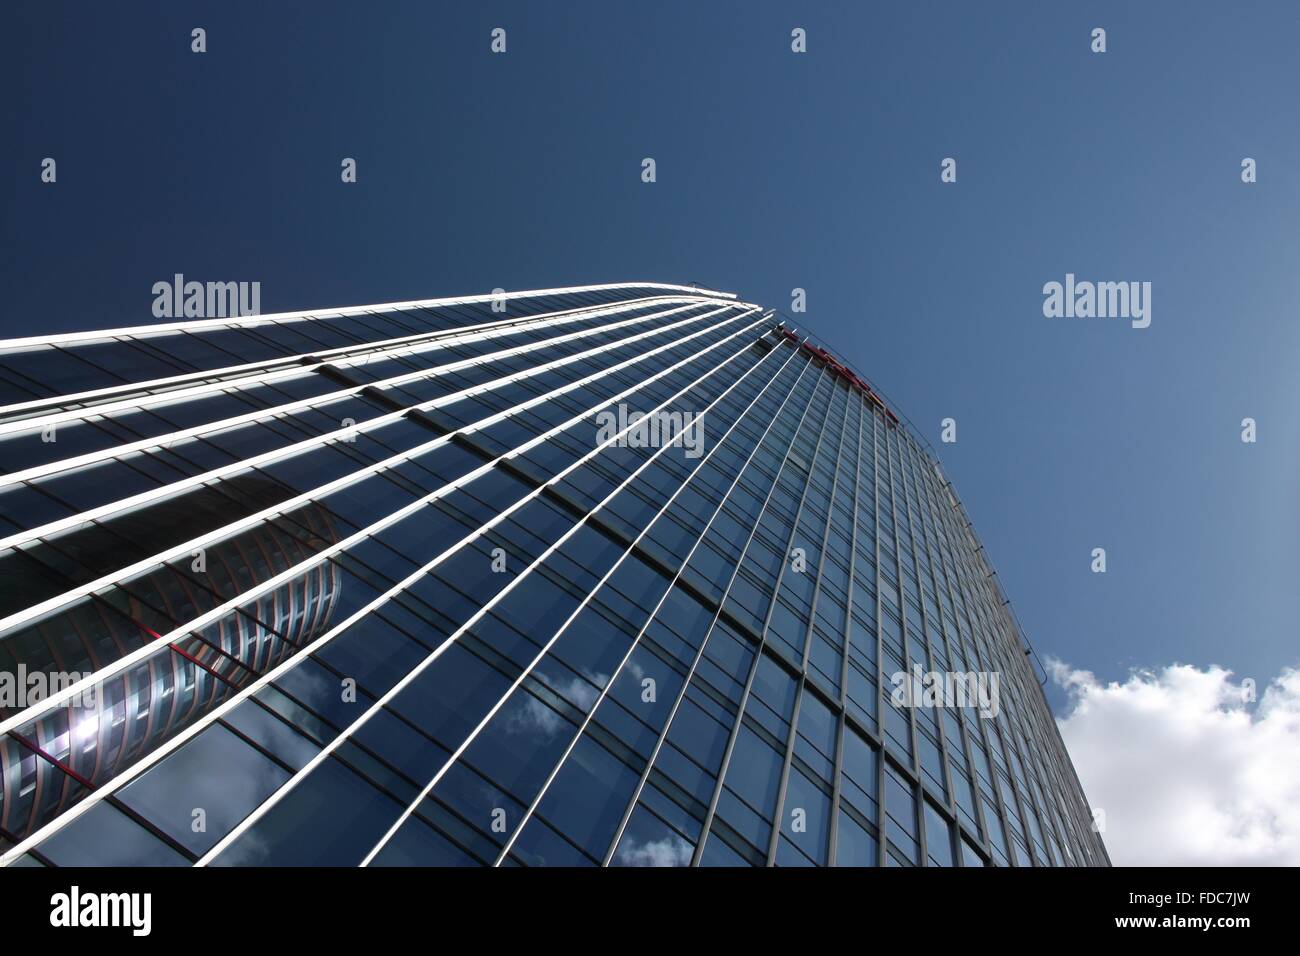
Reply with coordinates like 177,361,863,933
0,282,1107,867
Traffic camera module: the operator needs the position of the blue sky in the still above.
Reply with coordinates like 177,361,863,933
3,0,1297,717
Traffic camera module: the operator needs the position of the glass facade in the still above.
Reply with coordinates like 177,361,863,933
0,282,1108,867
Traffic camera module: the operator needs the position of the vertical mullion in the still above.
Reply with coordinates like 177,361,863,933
487,331,805,863
884,424,926,867
872,409,887,867
911,443,967,861
898,437,938,865
827,394,865,865
673,362,835,866
928,456,990,860
764,385,852,866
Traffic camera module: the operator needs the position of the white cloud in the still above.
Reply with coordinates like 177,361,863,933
1050,660,1300,866
504,672,607,739
615,834,693,867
